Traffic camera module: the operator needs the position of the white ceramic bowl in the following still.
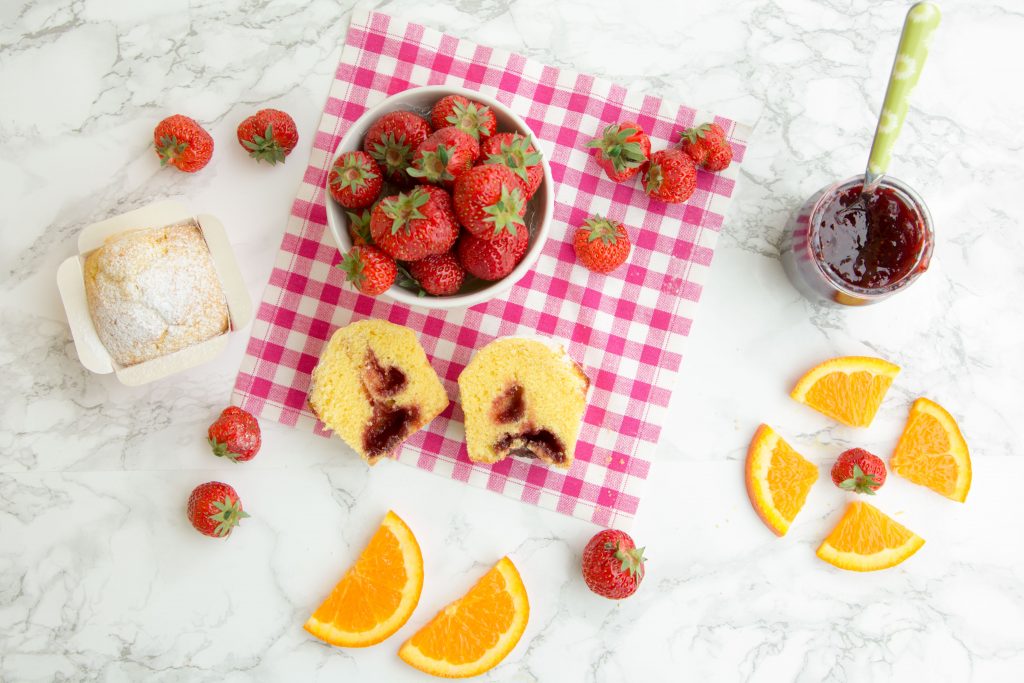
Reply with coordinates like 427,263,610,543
324,85,554,310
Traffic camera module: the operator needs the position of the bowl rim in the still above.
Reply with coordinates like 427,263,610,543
324,84,554,310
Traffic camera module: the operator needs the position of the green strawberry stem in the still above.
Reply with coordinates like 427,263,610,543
446,101,491,140
586,124,646,173
606,541,646,579
332,154,378,192
680,123,714,144
382,188,429,234
208,437,241,462
865,2,941,183
345,210,374,244
645,161,664,192
156,135,187,166
370,132,412,175
243,124,287,165
407,145,454,183
210,496,250,537
839,464,880,495
583,216,622,244
485,136,542,184
483,186,526,236
338,249,369,288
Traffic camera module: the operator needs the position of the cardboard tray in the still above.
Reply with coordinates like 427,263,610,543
56,200,252,386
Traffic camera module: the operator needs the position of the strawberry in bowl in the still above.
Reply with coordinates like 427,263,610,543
324,86,553,310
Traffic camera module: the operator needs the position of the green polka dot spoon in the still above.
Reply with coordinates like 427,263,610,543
864,2,942,194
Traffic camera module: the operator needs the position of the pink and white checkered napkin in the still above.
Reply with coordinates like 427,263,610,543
232,9,750,528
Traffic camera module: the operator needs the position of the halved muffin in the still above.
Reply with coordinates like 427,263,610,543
309,320,449,464
459,337,590,468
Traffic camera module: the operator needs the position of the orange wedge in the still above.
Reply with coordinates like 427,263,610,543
891,398,972,502
816,501,924,571
304,510,423,647
745,424,819,536
399,556,529,678
790,356,900,427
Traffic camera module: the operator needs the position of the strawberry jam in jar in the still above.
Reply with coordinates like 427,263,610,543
782,176,933,306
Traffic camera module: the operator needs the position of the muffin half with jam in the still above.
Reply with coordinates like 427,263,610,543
459,337,590,468
309,320,449,464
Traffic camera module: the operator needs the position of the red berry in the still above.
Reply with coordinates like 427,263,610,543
208,406,262,462
328,151,383,209
187,481,249,538
407,251,466,296
586,121,651,182
831,448,887,494
369,186,457,261
456,226,529,281
453,165,528,239
407,127,480,188
338,245,397,296
363,111,432,184
679,122,732,172
642,149,697,204
573,215,631,274
236,108,299,165
481,133,544,199
153,114,214,173
581,529,646,599
430,95,497,141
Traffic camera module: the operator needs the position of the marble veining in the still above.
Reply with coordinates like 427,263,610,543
2,0,1024,680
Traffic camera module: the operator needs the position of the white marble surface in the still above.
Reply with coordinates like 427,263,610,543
2,0,1024,680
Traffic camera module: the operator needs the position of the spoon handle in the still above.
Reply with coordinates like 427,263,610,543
866,2,942,182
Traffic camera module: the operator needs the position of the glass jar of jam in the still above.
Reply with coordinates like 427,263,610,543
781,175,934,306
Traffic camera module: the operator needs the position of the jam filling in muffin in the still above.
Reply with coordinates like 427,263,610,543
309,320,448,464
459,337,589,469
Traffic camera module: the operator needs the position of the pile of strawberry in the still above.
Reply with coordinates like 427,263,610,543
564,119,735,277
327,95,544,297
588,119,733,203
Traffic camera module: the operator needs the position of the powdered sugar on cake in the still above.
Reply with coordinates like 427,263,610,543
83,222,229,366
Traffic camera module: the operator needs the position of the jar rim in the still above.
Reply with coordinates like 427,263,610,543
806,175,934,298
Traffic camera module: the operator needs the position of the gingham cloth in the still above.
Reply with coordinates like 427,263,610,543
232,9,750,528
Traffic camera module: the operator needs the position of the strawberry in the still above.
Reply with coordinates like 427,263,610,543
679,122,732,172
407,251,466,296
430,95,497,141
573,215,631,274
642,149,697,204
236,108,299,165
481,133,544,199
328,151,382,209
363,111,432,184
187,481,249,538
457,226,529,281
346,209,374,246
153,114,214,173
406,127,480,188
586,121,650,182
831,448,887,494
581,529,646,600
452,165,528,240
208,406,261,462
338,245,397,296
369,186,458,261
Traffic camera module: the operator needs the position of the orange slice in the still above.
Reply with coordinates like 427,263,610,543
745,424,819,536
790,356,900,427
304,510,423,647
399,556,529,678
816,501,924,571
891,397,971,502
